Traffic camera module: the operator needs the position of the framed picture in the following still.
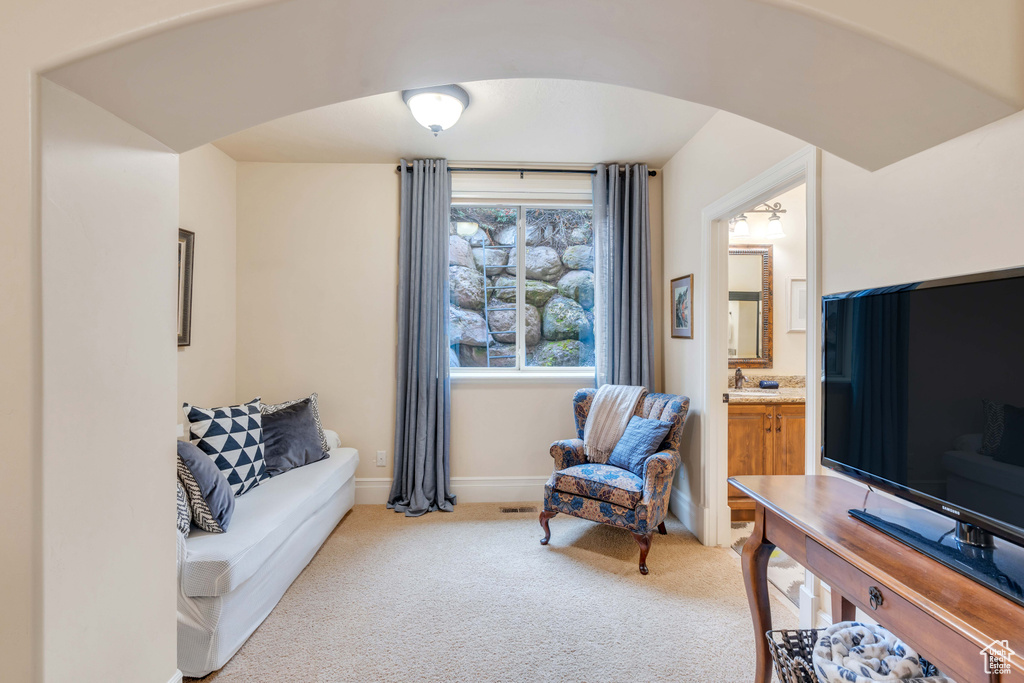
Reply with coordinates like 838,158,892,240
787,276,807,332
670,274,693,339
178,228,195,346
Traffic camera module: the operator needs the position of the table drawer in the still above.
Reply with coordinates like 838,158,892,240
806,539,987,683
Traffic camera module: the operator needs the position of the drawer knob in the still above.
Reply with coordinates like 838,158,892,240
868,586,884,610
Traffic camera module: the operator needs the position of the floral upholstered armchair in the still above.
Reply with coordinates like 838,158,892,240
540,387,690,575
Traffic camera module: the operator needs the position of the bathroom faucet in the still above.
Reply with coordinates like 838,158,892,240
735,367,745,390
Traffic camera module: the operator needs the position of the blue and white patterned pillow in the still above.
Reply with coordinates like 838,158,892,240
183,397,267,496
607,416,674,477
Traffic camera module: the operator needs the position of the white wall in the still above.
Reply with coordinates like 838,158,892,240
729,183,807,377
235,163,398,482
236,163,664,499
40,80,178,683
661,111,806,528
178,144,237,412
821,107,1024,295
663,105,1024,541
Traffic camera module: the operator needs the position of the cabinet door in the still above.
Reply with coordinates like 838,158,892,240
773,404,806,476
728,404,771,517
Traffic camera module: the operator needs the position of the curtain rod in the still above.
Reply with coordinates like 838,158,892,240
395,165,656,177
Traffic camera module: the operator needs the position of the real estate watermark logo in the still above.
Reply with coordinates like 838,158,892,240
981,640,1015,675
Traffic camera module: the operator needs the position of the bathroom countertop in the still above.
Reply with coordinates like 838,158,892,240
727,387,805,404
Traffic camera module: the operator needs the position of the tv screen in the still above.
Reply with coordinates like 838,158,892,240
823,271,1024,544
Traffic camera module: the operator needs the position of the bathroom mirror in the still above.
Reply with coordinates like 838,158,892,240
728,244,773,368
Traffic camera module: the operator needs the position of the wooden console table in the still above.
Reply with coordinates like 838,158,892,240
730,475,1024,683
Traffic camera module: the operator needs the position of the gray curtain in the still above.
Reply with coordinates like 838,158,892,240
388,159,456,516
848,290,911,484
593,163,655,390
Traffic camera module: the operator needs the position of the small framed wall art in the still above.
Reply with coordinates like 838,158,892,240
178,228,195,346
671,274,693,339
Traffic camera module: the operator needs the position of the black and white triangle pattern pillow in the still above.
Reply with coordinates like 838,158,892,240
183,397,267,496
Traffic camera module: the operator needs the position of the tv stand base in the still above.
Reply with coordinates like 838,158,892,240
849,506,1024,609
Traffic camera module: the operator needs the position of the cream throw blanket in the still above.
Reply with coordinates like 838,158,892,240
583,385,648,464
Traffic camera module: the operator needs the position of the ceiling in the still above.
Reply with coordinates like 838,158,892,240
212,79,717,166
43,0,1021,170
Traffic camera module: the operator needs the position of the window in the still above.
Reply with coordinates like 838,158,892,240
449,204,595,372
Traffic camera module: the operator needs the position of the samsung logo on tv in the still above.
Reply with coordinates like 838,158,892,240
941,505,961,516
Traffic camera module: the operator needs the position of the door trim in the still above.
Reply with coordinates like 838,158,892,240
699,145,822,627
699,145,821,548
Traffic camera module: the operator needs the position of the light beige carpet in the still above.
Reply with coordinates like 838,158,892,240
193,503,795,682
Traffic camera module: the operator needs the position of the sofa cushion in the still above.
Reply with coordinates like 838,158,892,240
177,440,235,532
262,398,329,477
552,463,644,509
176,479,191,537
262,393,329,453
181,446,358,598
183,397,267,496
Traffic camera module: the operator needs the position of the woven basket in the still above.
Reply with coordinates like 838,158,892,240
767,629,820,683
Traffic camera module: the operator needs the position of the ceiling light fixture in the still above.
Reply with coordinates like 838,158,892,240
455,221,479,237
401,85,470,136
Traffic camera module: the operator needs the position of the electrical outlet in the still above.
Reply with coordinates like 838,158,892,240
376,450,386,467
176,423,185,438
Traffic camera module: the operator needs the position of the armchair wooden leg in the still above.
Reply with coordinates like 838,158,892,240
657,521,667,535
539,510,557,545
631,532,653,575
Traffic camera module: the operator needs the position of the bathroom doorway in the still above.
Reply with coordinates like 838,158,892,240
725,183,808,524
725,183,808,609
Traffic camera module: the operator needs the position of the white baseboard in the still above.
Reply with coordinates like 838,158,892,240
355,478,391,504
669,485,711,544
168,670,183,683
355,476,549,505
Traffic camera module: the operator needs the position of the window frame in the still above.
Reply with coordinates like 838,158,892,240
449,198,596,380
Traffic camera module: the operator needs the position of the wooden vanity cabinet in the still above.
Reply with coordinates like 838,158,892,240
727,403,805,521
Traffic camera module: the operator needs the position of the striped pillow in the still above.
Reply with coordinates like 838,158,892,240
176,479,192,536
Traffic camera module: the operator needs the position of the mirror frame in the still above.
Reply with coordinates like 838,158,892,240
728,244,773,369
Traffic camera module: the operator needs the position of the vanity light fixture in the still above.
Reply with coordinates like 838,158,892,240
732,202,786,238
729,214,750,236
401,85,470,136
764,210,785,238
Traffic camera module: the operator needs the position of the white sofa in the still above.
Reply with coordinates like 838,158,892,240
176,431,358,677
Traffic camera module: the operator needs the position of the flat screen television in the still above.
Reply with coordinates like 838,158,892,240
822,268,1024,550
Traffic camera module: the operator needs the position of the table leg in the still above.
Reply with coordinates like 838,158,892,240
742,504,776,683
831,589,855,624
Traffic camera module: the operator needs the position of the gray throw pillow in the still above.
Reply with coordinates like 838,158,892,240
607,416,674,477
262,398,330,477
177,440,235,532
262,393,329,453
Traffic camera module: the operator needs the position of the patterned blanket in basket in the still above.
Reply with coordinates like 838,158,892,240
812,622,954,682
